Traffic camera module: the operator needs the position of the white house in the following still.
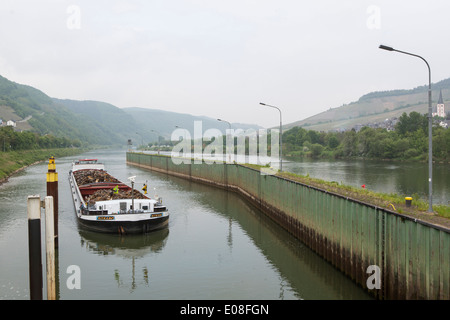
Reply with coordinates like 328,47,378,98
6,120,16,127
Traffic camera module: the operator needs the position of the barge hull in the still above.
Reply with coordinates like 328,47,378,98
77,216,169,234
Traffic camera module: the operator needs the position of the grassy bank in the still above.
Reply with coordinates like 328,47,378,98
128,153,450,228
0,148,86,181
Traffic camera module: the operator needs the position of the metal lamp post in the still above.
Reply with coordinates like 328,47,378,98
217,118,232,163
136,132,144,149
260,102,283,172
175,125,189,156
379,44,433,213
175,126,185,140
151,129,161,153
150,129,161,142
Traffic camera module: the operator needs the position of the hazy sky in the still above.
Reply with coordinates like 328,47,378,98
1,0,450,128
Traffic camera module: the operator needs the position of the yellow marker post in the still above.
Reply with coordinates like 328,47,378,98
46,157,60,299
46,157,58,248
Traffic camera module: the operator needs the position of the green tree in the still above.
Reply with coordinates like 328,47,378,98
309,143,324,158
396,112,427,136
338,129,358,157
327,134,339,149
433,126,450,159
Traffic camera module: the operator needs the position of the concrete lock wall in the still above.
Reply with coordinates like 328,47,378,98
127,152,450,300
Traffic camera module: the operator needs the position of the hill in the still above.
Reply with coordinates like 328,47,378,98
0,75,103,145
0,75,262,147
285,78,450,132
53,99,137,145
3,72,447,145
122,107,263,142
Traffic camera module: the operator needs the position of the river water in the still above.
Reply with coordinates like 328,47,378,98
283,157,449,206
0,149,373,300
165,150,449,204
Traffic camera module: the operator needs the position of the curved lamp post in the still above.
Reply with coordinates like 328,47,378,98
151,129,161,153
379,44,433,213
136,132,144,149
217,118,232,163
260,102,282,172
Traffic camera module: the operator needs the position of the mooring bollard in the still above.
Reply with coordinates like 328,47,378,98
405,197,412,207
27,195,56,300
45,196,56,300
47,157,58,248
27,195,43,300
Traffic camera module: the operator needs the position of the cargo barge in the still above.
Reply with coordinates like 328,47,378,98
69,159,169,234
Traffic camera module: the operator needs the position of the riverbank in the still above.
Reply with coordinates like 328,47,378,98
0,148,86,184
243,163,450,228
282,116,450,162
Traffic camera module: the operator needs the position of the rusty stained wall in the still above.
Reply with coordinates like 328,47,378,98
127,152,450,300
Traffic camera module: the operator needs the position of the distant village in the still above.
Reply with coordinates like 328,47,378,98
350,117,447,132
346,89,450,132
0,119,17,128
350,117,399,132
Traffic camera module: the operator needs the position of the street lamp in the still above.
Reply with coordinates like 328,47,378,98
151,129,162,144
217,118,232,163
150,129,160,139
151,129,161,154
217,118,231,128
379,44,433,213
136,132,144,149
175,125,189,147
260,102,282,172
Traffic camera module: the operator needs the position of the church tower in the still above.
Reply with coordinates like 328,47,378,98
434,89,445,118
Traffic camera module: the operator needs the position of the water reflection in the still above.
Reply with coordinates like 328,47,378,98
160,173,372,300
78,228,169,256
0,149,373,300
78,229,169,293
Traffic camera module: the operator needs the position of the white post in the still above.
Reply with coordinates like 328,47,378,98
45,196,56,300
28,195,43,300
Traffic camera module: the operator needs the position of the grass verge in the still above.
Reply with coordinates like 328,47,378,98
242,163,450,229
0,148,86,181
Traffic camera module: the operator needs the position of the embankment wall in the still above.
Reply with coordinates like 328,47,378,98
127,152,449,300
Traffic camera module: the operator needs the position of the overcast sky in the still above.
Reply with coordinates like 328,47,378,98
1,0,449,128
